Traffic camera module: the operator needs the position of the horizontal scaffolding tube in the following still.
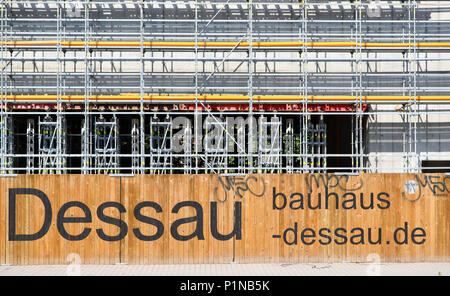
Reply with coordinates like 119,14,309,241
4,94,450,104
5,40,450,48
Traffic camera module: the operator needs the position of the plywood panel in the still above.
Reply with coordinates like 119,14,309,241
0,173,449,264
2,175,121,265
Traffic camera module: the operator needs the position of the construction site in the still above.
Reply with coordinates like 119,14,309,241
1,0,450,175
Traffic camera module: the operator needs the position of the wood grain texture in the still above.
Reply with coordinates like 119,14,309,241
0,173,448,264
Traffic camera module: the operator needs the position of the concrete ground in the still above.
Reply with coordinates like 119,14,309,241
0,263,448,276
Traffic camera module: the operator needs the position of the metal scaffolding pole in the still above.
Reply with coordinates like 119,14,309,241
56,0,63,174
0,0,8,174
82,0,91,174
94,114,119,174
26,119,34,174
194,0,199,175
301,0,309,173
131,118,139,174
248,0,254,174
357,1,363,173
408,0,419,173
149,115,172,174
286,118,294,173
0,0,5,174
139,0,145,174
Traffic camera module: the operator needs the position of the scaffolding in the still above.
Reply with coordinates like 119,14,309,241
258,115,282,173
149,115,172,174
0,114,12,173
204,115,228,173
37,114,67,174
93,114,120,174
1,0,450,174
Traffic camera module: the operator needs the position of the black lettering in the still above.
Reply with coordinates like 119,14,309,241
289,193,304,210
360,193,374,210
377,192,390,209
301,228,316,245
393,222,408,245
350,228,365,245
334,228,348,245
170,201,204,241
96,202,128,242
133,201,164,241
324,190,339,210
368,228,382,245
57,201,92,241
9,188,52,241
211,202,242,241
342,193,357,210
318,228,332,245
282,222,298,246
272,187,287,210
411,227,426,245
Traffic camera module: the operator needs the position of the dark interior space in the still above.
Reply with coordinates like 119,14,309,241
324,114,353,172
8,112,368,174
66,114,83,174
13,114,39,173
422,160,450,173
118,115,136,174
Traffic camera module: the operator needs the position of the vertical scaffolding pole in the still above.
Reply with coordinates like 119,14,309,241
248,0,254,174
236,118,246,173
56,0,64,174
413,0,418,172
205,116,227,173
300,0,309,173
286,118,294,173
139,0,145,174
407,0,412,173
150,116,172,174
26,119,35,174
0,0,9,174
131,118,140,174
38,115,66,174
401,6,408,173
0,0,5,174
0,114,12,174
194,0,199,174
258,115,282,173
94,115,119,174
318,115,327,172
358,1,363,173
82,0,91,174
355,0,363,173
184,119,192,174
408,0,418,173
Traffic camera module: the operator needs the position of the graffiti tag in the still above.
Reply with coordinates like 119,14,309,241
216,175,266,202
402,174,450,202
305,174,364,193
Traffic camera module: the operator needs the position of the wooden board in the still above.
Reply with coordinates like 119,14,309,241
1,175,121,265
0,173,449,265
